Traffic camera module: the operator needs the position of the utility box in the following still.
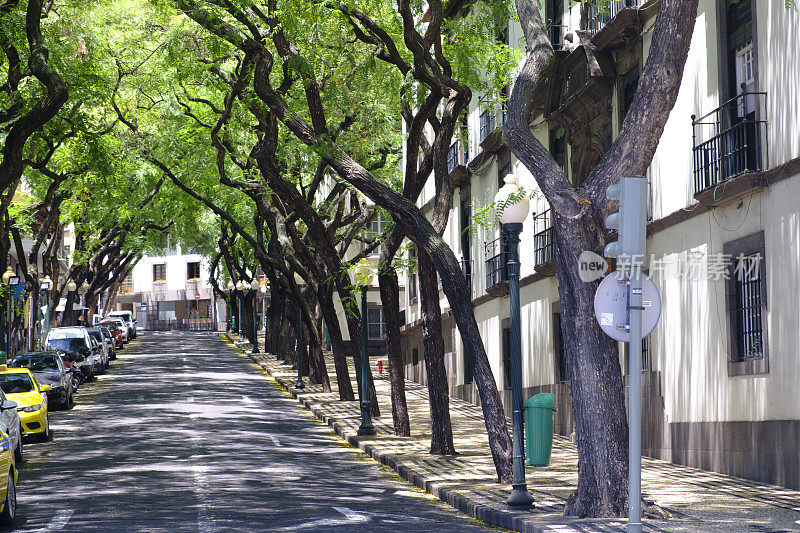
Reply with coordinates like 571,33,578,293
525,393,557,467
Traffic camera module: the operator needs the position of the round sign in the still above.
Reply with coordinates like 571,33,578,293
593,270,662,342
194,292,201,301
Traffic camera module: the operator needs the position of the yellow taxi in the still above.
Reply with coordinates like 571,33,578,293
0,430,17,525
0,366,51,441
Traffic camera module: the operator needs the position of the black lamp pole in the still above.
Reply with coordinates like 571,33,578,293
504,222,534,507
357,286,375,436
295,299,304,389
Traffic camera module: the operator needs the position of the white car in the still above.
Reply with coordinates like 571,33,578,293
107,311,136,339
0,390,22,463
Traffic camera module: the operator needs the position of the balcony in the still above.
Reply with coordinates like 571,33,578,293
484,237,507,292
588,0,640,35
533,209,555,273
446,140,471,187
692,89,767,196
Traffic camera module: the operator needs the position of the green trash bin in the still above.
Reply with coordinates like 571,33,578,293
525,393,557,466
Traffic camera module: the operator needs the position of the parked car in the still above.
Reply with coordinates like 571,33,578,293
96,326,117,360
96,321,124,349
9,353,72,409
0,391,22,463
45,327,96,381
0,429,17,525
107,311,136,339
103,317,129,343
85,327,110,373
0,367,51,441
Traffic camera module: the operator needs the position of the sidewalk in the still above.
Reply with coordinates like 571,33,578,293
226,334,800,532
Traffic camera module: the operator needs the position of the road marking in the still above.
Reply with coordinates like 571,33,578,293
31,509,74,532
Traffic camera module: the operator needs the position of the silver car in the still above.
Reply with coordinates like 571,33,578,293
0,388,22,462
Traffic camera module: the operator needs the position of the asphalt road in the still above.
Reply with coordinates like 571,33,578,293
8,332,495,532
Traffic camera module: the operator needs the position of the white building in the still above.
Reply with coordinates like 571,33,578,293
399,0,800,489
116,244,224,331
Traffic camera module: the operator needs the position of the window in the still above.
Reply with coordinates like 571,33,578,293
187,262,201,280
120,273,133,294
370,213,386,235
498,162,511,189
463,340,474,385
157,300,175,321
550,128,567,173
547,0,565,50
497,25,509,46
409,245,418,302
367,307,386,340
620,65,640,122
723,231,768,376
412,348,419,366
724,0,755,100
153,264,166,282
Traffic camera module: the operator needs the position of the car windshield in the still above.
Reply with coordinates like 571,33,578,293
0,373,34,393
47,338,86,352
10,356,59,372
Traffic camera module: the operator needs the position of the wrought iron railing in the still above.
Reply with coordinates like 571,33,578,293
588,0,640,35
561,63,589,104
533,209,555,266
480,109,497,142
691,88,768,194
484,237,507,289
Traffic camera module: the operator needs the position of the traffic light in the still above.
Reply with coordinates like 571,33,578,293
603,177,647,263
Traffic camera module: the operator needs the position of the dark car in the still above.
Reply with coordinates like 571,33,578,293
45,327,96,381
9,352,73,409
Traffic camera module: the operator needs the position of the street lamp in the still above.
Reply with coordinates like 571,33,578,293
260,284,267,342
81,281,90,324
3,268,16,359
67,280,77,326
250,279,259,354
226,280,235,333
293,272,304,389
235,280,244,342
494,174,534,507
40,275,52,351
352,261,376,436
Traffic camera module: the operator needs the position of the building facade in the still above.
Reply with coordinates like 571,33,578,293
399,0,800,489
116,245,224,331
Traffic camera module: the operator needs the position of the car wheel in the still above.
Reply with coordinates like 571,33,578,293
39,416,51,442
13,431,22,464
0,470,16,525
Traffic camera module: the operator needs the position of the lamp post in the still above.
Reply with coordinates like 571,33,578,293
40,275,52,351
494,175,534,507
226,280,235,332
293,273,305,389
2,268,14,359
67,280,77,326
235,280,244,342
352,261,376,436
260,285,267,351
81,281,90,324
250,279,259,353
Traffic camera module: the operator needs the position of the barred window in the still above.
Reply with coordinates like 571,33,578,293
367,307,385,340
724,231,768,376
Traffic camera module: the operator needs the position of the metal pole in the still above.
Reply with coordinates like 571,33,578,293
628,267,643,533
357,287,375,436
252,291,259,353
295,301,304,389
44,297,50,348
237,291,243,343
504,223,534,506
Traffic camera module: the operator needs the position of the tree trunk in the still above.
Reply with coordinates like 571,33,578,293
378,263,411,437
317,283,355,400
555,217,629,516
418,251,456,455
